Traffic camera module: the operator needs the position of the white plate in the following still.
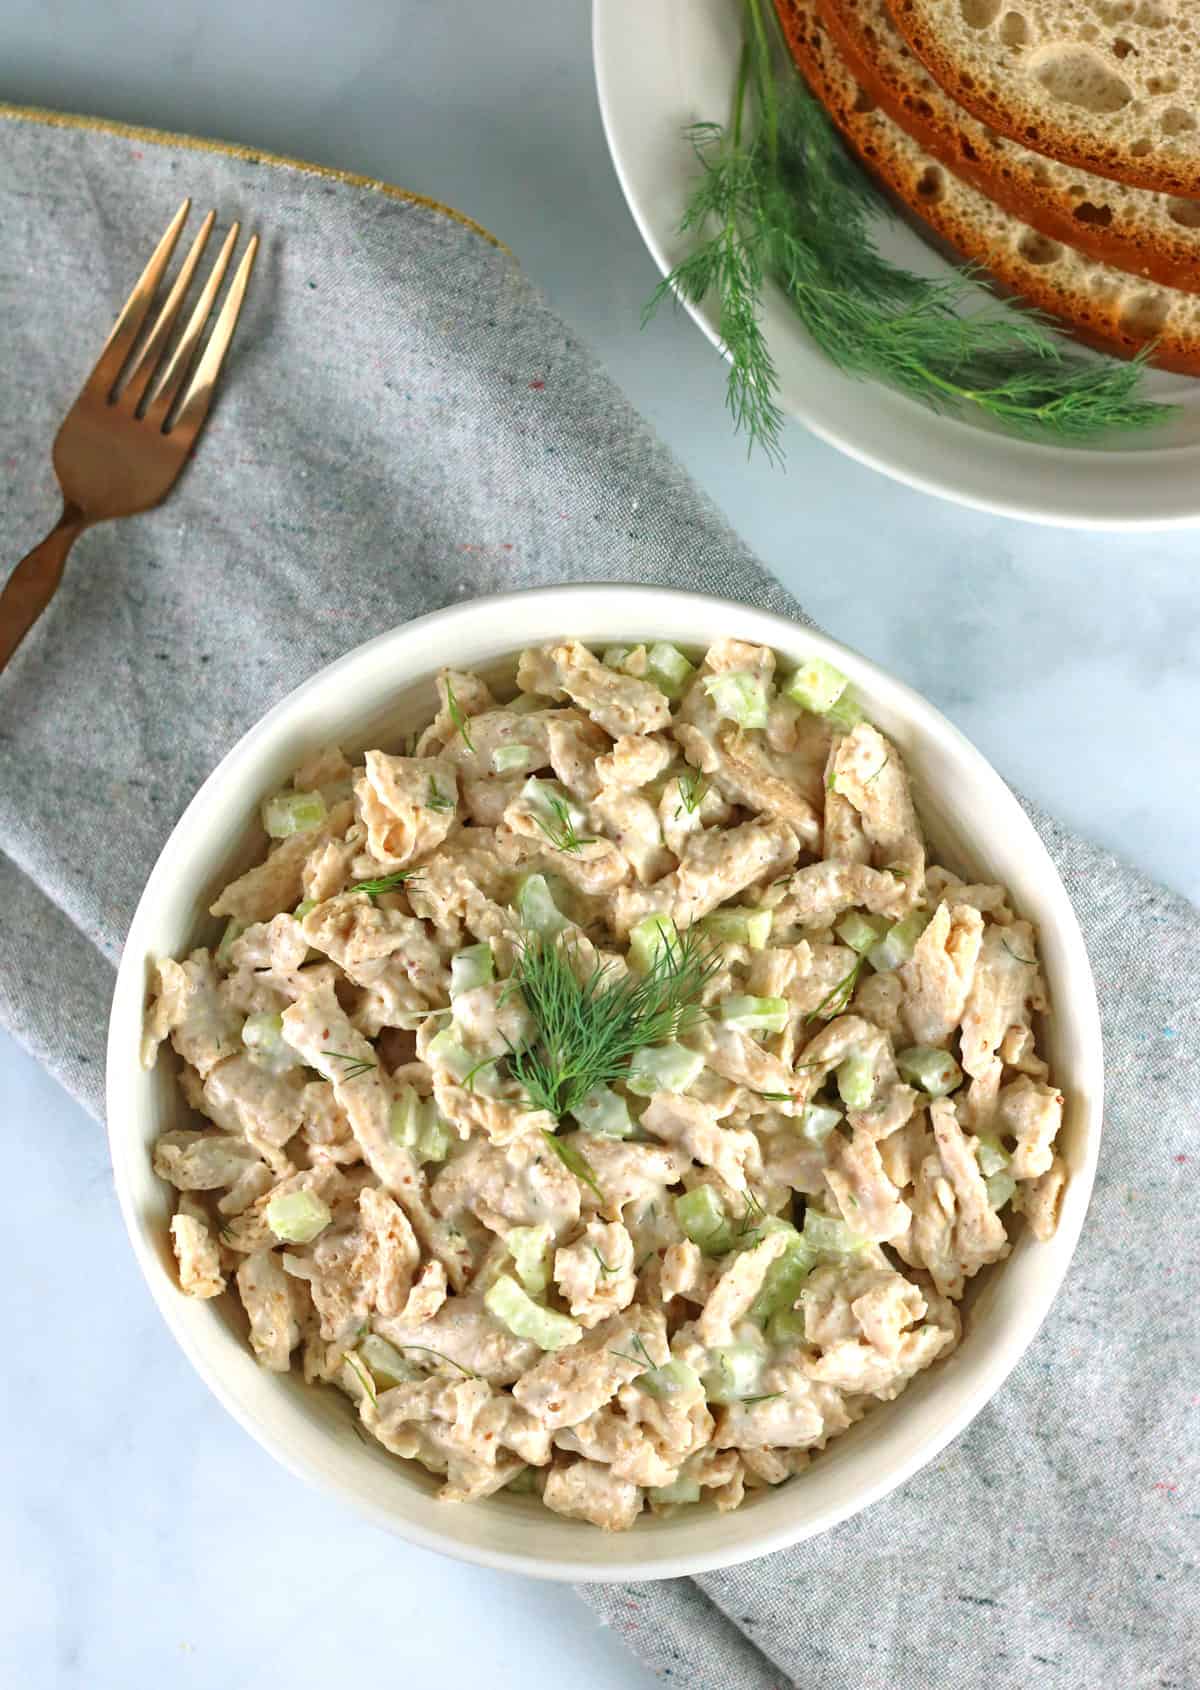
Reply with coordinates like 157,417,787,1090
593,0,1200,529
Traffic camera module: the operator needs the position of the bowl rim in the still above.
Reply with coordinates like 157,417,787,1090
106,583,1103,1581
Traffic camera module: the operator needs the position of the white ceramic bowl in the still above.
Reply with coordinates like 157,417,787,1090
107,585,1102,1582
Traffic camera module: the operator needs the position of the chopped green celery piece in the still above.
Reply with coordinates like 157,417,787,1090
450,942,494,999
503,1466,539,1495
571,1083,635,1138
505,1224,553,1297
803,1209,868,1257
492,743,532,774
767,1304,808,1347
637,1359,703,1401
626,1041,705,1097
514,871,570,938
389,1084,454,1162
719,994,789,1035
785,656,848,714
837,1052,876,1109
645,641,696,700
484,1274,581,1351
241,1011,306,1075
506,691,546,715
797,1102,843,1145
896,1045,963,1097
603,644,634,670
975,1134,1011,1178
629,912,678,974
215,918,245,969
835,911,887,954
986,1171,1017,1211
867,909,932,973
702,1344,766,1404
358,1335,421,1388
293,899,317,921
702,672,769,730
749,1236,816,1324
648,1475,702,1506
266,1188,332,1244
424,1029,501,1098
261,788,326,839
701,906,773,950
824,688,866,732
675,1185,733,1255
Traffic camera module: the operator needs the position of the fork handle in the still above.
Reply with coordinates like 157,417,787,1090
0,502,89,676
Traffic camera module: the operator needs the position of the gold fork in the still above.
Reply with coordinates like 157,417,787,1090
0,199,258,675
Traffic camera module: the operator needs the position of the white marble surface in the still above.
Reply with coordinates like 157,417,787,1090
2,2,1198,1687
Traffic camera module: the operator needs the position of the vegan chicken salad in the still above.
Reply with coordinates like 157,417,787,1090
143,636,1067,1532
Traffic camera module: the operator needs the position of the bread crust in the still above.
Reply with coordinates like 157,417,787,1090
774,0,1200,373
818,0,1200,293
885,0,1200,196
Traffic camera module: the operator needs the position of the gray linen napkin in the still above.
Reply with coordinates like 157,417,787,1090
1,109,1195,1690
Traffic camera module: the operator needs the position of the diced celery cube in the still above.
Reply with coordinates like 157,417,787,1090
358,1335,420,1388
390,1084,455,1161
975,1135,1011,1178
503,1466,538,1494
785,656,848,715
505,1224,553,1297
484,1274,581,1351
648,1475,702,1506
986,1171,1017,1211
293,899,317,921
629,912,678,974
719,995,789,1035
749,1237,816,1324
837,1052,876,1109
797,1102,842,1145
702,1344,766,1404
521,776,586,832
803,1209,868,1256
645,641,696,701
702,672,769,730
637,1359,703,1401
701,907,773,950
571,1084,636,1138
492,743,532,774
835,911,887,954
674,1186,732,1254
450,942,494,1000
266,1188,332,1244
215,918,245,969
241,1011,305,1075
824,689,866,732
867,909,932,973
420,1115,453,1164
767,1305,808,1347
603,645,634,670
261,789,326,839
896,1045,963,1097
626,1042,705,1097
514,872,570,938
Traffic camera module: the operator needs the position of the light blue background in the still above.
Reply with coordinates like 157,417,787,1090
2,3,1197,1688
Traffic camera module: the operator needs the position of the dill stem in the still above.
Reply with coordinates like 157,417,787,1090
742,0,778,165
729,41,751,148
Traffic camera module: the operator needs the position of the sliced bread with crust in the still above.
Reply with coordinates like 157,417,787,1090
820,0,1200,292
774,0,1200,371
886,0,1200,195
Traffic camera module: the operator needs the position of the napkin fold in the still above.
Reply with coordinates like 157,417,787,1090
1,108,1195,1690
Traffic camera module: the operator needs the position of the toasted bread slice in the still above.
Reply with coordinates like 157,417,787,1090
774,0,1200,372
886,0,1200,195
820,0,1200,292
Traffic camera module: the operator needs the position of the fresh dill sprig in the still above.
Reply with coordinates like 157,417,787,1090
393,1344,478,1379
349,867,421,904
741,1392,784,1405
462,1053,502,1092
643,0,1171,455
757,1089,796,1103
806,956,863,1023
510,930,722,1121
532,794,596,855
675,769,708,818
445,679,475,753
592,1247,616,1277
322,1049,377,1080
343,1351,378,1404
1002,938,1037,966
864,755,889,785
609,1333,657,1370
426,778,455,813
